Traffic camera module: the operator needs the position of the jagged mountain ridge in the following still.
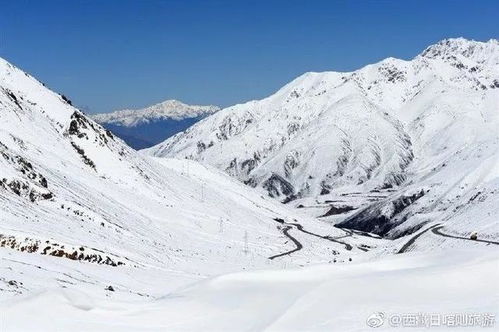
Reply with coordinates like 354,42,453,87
92,100,220,149
145,38,499,238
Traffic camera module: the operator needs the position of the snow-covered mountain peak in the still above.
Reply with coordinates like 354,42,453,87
90,99,221,149
251,38,498,116
92,99,220,127
420,38,499,62
146,38,499,239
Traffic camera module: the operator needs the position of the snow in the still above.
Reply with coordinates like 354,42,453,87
0,39,498,331
1,248,497,331
92,100,220,127
0,55,380,304
145,38,499,240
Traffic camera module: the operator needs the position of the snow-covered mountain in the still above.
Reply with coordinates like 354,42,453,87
1,41,498,331
93,100,220,126
145,38,499,239
92,100,220,149
0,57,374,301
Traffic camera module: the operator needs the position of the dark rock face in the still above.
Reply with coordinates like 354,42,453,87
0,234,125,267
64,111,125,171
5,90,23,110
319,205,356,217
215,112,254,141
241,158,258,175
262,174,295,199
0,142,53,202
60,94,72,105
337,190,426,238
67,111,113,146
70,142,96,171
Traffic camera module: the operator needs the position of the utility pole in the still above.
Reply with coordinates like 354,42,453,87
244,230,249,255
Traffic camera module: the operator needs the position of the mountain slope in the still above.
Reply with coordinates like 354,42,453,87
145,38,499,239
0,57,370,300
4,249,496,331
92,100,220,149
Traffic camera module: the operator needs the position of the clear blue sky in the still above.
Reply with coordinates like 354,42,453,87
1,0,497,114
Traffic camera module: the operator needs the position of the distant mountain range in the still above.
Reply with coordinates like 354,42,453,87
92,100,220,149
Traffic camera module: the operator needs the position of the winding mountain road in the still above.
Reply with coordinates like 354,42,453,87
398,224,499,254
431,226,499,245
281,220,353,251
397,224,440,254
268,226,303,260
269,218,353,260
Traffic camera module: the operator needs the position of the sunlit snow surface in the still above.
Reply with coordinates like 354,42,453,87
1,249,497,331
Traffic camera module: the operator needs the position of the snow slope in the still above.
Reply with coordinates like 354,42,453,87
145,38,499,239
2,248,497,331
92,100,220,149
0,57,374,301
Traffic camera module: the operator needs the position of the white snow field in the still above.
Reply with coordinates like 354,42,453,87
1,249,497,331
0,38,498,331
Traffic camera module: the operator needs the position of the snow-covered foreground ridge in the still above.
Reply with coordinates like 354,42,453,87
2,249,497,331
92,99,220,127
146,38,499,239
